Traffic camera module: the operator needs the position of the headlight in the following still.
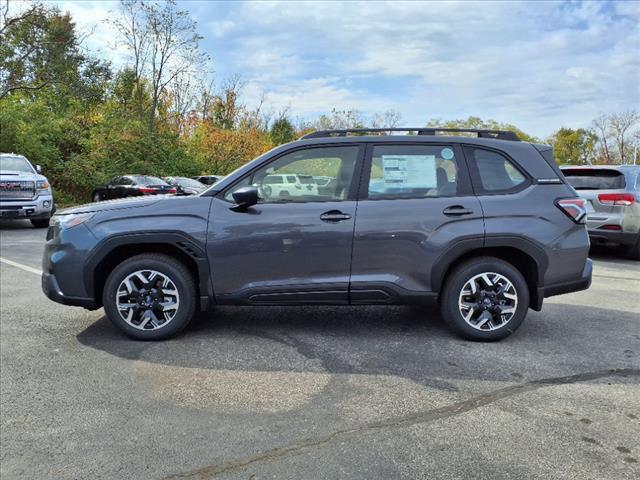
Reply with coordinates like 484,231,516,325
51,212,95,229
36,179,51,193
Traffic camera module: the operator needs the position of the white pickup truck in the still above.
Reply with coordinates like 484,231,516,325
0,153,55,228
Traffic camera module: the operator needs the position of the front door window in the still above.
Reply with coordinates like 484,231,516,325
225,146,359,203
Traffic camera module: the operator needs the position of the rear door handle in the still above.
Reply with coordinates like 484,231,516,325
443,205,474,216
320,210,352,222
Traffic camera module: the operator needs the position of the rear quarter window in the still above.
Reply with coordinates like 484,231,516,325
465,147,528,194
562,169,626,190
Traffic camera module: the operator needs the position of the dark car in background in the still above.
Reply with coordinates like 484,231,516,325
163,176,207,196
193,175,222,186
91,175,177,202
561,165,640,259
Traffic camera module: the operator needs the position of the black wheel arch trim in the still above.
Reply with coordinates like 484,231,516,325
82,231,212,311
430,234,549,307
482,235,548,285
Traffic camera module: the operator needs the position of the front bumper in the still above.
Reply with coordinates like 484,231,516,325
0,195,54,219
41,222,100,309
41,271,98,309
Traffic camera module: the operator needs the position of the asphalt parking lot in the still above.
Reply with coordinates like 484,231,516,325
1,219,639,480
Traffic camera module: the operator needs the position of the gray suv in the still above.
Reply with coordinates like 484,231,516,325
1,153,54,227
42,128,592,341
561,165,640,259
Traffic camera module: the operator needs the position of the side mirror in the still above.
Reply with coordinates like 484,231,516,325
35,165,42,174
230,186,259,211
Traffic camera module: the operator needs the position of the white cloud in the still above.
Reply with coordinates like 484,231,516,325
49,0,640,137
211,0,640,137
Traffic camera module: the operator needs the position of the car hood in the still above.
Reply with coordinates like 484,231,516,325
0,170,39,180
58,195,176,215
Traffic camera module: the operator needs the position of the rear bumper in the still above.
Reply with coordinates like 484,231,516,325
541,258,593,300
588,230,638,247
41,271,98,309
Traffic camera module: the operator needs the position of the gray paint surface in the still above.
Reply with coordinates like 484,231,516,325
44,134,591,310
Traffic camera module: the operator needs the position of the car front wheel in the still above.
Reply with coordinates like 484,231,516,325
31,218,50,228
440,257,529,341
103,254,196,340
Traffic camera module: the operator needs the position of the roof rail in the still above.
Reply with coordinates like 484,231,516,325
300,127,521,141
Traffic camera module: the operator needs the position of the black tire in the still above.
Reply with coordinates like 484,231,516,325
624,236,640,261
31,218,50,228
440,257,530,341
103,253,196,340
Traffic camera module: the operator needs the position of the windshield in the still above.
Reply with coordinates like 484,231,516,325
562,169,626,190
174,177,204,188
0,156,33,173
131,175,168,185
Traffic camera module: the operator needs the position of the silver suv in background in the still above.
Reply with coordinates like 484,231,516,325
0,153,55,228
561,165,640,260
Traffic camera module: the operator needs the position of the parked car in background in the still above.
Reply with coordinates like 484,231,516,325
43,127,592,342
0,153,54,228
561,165,640,260
163,176,207,196
193,175,222,186
91,175,177,202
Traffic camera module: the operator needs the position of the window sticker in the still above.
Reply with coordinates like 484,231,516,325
441,148,454,160
381,155,436,188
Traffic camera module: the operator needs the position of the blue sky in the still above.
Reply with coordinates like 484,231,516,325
55,0,640,137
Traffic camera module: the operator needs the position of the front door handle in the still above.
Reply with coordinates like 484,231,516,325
320,210,352,222
443,205,474,216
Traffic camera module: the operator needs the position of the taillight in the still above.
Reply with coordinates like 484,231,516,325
597,193,635,206
167,188,177,194
138,187,156,194
598,225,622,231
556,198,587,224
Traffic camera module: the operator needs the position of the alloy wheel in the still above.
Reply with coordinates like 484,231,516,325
458,272,518,331
116,269,180,331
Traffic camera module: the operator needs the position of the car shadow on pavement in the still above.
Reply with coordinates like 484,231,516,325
76,302,640,391
0,219,39,229
589,245,637,265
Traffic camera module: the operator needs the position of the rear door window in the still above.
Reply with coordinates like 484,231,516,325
562,169,626,190
366,145,459,199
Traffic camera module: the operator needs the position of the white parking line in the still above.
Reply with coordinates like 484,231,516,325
0,257,42,275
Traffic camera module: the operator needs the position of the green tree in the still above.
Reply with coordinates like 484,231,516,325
270,116,296,145
0,3,110,103
548,127,598,165
111,0,209,133
425,116,539,143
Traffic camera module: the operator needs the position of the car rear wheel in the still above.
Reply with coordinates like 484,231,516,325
92,192,102,202
103,254,196,340
625,236,640,261
440,257,529,341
